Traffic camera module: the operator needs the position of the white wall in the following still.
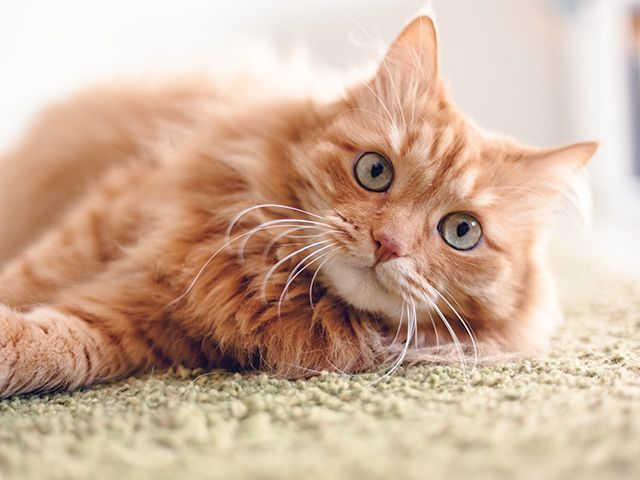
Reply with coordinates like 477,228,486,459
0,0,566,149
564,0,640,221
435,0,570,147
1,0,638,272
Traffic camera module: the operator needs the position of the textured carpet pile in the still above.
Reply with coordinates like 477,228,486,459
1,245,639,480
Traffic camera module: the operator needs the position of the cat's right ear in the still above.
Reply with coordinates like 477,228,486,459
371,15,439,93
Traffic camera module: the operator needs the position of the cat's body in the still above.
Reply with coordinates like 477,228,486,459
0,16,596,397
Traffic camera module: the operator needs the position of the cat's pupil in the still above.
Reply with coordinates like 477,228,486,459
370,162,384,178
456,221,470,237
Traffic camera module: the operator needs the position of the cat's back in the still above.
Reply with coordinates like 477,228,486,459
0,75,234,264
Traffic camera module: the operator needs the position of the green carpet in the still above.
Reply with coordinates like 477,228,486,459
1,244,639,480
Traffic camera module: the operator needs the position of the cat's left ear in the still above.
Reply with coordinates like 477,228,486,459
372,15,439,93
532,141,598,171
518,141,599,194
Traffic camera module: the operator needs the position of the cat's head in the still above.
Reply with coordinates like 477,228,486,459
288,15,596,352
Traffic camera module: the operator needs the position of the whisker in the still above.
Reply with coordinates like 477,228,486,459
440,285,470,317
389,303,405,349
169,220,331,307
261,226,331,262
277,245,336,317
411,298,419,351
168,226,290,307
363,301,414,388
435,288,479,370
226,203,330,239
428,299,468,374
426,307,441,355
260,240,334,300
362,82,397,133
287,232,333,239
326,358,356,378
349,17,406,133
236,221,331,261
283,245,334,291
334,108,395,133
308,250,339,311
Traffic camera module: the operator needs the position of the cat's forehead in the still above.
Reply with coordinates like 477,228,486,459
404,125,526,205
327,97,525,205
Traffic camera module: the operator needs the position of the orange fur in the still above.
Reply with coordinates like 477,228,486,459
0,15,596,397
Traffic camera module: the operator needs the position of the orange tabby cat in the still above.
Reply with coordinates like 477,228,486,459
0,15,596,397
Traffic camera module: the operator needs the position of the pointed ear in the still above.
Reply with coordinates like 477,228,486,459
372,15,439,92
531,141,598,169
514,141,598,197
495,141,598,223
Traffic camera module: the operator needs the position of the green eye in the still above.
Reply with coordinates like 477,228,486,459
353,152,394,192
439,212,483,251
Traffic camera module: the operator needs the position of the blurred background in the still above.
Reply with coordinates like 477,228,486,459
1,0,639,275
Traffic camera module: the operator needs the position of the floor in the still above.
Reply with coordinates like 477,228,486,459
0,242,639,480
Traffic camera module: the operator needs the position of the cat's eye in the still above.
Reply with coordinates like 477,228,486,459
353,152,394,192
438,212,483,251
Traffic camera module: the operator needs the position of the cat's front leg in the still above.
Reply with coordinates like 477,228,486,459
0,301,159,398
0,304,102,397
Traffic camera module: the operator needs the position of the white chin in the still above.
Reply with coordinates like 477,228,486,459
322,259,402,321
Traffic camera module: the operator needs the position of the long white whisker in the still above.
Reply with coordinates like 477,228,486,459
226,203,329,239
439,285,470,317
326,358,356,378
277,245,336,317
308,250,339,311
429,299,468,373
236,221,331,261
169,220,332,307
349,17,406,132
387,303,414,376
287,232,333,239
262,226,330,262
411,298,419,351
363,302,413,388
334,108,395,133
168,227,275,307
283,244,334,292
433,289,479,370
389,304,405,349
426,307,441,355
362,82,396,131
260,240,333,299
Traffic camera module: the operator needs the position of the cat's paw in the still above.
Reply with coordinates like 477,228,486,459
0,303,18,347
0,304,21,396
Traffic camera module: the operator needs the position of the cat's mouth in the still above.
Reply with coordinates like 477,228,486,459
321,254,405,320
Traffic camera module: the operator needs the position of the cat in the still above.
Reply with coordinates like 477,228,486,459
0,14,596,397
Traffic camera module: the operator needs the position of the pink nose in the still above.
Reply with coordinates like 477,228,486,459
372,230,405,263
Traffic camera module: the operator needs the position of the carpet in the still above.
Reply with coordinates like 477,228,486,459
1,242,639,480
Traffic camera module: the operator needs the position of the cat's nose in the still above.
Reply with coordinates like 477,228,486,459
372,230,406,263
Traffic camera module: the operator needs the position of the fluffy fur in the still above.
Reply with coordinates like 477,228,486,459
0,15,596,397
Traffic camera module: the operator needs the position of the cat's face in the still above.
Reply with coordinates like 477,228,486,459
289,16,596,348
